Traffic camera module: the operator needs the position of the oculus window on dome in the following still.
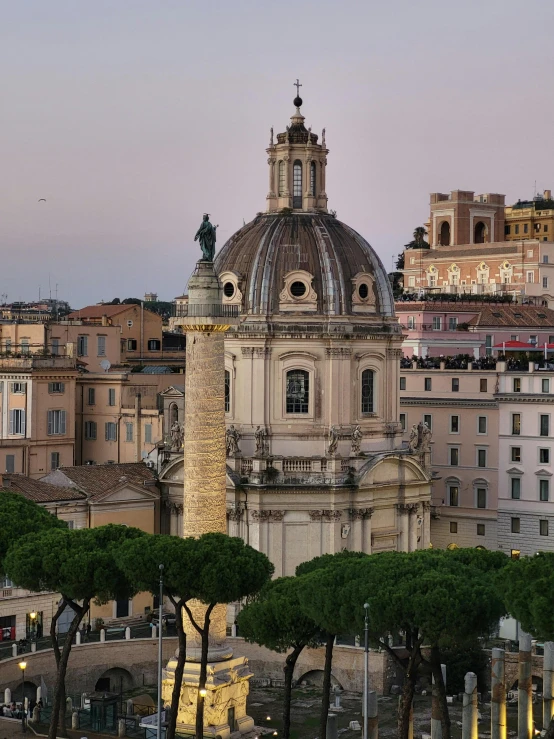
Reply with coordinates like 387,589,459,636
290,281,307,298
286,370,309,413
223,282,235,298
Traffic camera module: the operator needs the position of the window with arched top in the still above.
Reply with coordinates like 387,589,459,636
439,221,451,246
293,160,302,208
474,221,487,244
310,162,316,196
224,370,230,413
286,369,309,413
278,161,285,196
361,369,374,414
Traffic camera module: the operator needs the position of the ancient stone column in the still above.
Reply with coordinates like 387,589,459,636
491,647,507,739
544,642,554,730
462,672,478,739
518,633,533,739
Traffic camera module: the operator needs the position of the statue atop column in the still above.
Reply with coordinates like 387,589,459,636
194,214,218,262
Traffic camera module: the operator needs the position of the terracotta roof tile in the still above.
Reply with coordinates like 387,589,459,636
67,304,133,319
55,463,157,500
0,475,86,503
467,305,554,327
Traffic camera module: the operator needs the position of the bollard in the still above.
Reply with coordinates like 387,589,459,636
491,648,507,739
544,642,554,729
334,685,341,709
71,711,79,730
432,664,447,739
12,643,17,657
518,632,533,739
368,690,378,739
36,686,41,703
118,718,127,737
125,627,131,641
4,688,11,704
231,623,237,637
100,628,106,642
32,706,39,723
151,625,157,639
462,672,478,739
76,631,81,645
327,713,338,739
126,699,134,715
66,697,73,714
31,641,36,653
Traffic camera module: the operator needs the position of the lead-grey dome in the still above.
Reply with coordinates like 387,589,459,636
214,212,394,318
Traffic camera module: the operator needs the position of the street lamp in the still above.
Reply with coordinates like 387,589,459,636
29,612,37,640
363,603,369,739
156,564,164,739
19,661,27,733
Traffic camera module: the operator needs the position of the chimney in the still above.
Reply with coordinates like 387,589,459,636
101,314,108,327
544,190,552,201
2,474,12,488
135,393,142,463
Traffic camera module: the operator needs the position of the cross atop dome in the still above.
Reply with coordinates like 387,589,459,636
293,78,303,108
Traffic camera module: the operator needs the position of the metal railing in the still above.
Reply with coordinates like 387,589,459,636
172,304,239,318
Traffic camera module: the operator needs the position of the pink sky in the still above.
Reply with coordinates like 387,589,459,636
2,0,554,307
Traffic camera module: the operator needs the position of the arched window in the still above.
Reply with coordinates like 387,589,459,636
286,369,309,413
361,369,374,414
278,161,285,196
310,161,316,196
439,221,451,246
474,221,487,244
293,160,302,209
224,370,230,413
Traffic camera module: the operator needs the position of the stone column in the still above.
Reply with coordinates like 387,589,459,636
491,648,506,739
544,642,554,729
396,504,409,552
408,505,419,552
367,690,378,739
462,672,478,739
518,633,533,739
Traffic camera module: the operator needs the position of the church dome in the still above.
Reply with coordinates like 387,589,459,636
214,211,395,317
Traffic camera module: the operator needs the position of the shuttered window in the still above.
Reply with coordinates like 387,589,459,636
47,410,66,435
9,409,25,435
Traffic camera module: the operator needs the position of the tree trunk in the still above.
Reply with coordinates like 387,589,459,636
47,598,89,739
49,600,66,733
283,644,304,739
166,599,186,739
430,645,451,739
397,648,420,739
319,633,335,739
194,605,214,739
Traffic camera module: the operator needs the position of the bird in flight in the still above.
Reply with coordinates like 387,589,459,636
38,198,46,202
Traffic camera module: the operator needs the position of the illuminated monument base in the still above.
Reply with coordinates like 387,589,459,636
165,258,254,737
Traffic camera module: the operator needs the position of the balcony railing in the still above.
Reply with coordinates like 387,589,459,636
172,304,239,318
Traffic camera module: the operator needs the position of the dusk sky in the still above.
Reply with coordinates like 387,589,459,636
2,0,554,308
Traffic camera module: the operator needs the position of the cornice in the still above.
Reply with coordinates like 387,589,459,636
496,394,554,403
400,397,498,408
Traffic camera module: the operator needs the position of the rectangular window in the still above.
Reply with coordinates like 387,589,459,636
11,382,25,394
48,382,65,394
423,414,432,431
540,520,549,536
540,448,550,464
127,339,137,351
108,388,116,406
511,517,520,534
515,224,520,235
476,488,487,509
449,486,459,506
485,335,493,358
540,479,550,502
544,277,549,289
432,317,442,330
84,421,97,440
5,454,15,473
424,378,432,391
477,523,485,536
147,339,161,351
449,447,459,466
477,448,487,468
47,410,66,435
450,415,459,433
407,316,415,329
144,424,152,444
20,339,29,355
77,335,88,357
97,336,106,356
530,335,538,346
527,271,535,283
9,409,25,436
524,223,529,234
50,452,60,471
545,255,550,264
88,388,95,405
125,423,134,442
545,225,549,233
399,377,406,390
105,422,117,441
451,378,459,392
448,317,458,330
450,521,458,533
512,414,521,435
513,378,521,393
540,414,550,437
51,338,60,355
543,379,550,393
478,416,487,434
408,276,415,287
399,413,406,431
505,225,511,235
480,378,488,392
511,446,521,462
511,477,521,499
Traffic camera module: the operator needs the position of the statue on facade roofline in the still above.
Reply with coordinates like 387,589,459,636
327,425,339,456
194,214,218,261
226,425,241,457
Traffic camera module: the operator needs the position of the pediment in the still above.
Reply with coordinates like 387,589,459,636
506,467,523,476
160,385,185,397
535,468,553,477
159,456,184,482
358,453,429,487
93,482,159,504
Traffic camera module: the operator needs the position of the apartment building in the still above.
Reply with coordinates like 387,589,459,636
400,359,499,550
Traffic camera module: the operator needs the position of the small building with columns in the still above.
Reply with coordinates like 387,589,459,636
167,92,431,579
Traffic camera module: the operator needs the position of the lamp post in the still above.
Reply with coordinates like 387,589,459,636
19,660,27,733
363,603,369,739
157,564,164,739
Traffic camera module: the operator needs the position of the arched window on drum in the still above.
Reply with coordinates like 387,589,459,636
310,161,316,196
361,369,374,414
224,370,230,413
286,370,309,413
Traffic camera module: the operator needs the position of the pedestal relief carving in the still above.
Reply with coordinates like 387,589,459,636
250,509,285,522
309,510,343,521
